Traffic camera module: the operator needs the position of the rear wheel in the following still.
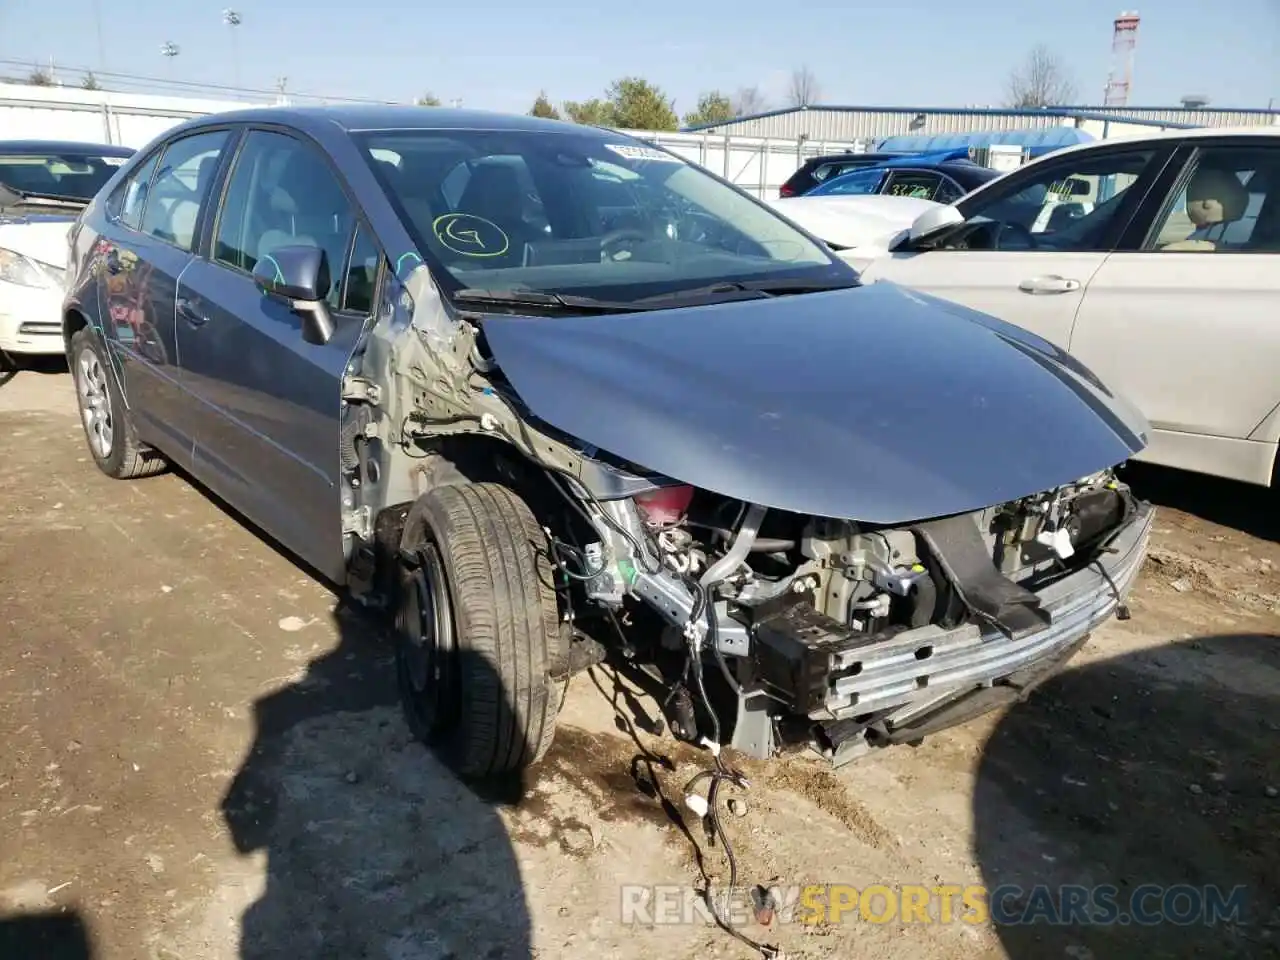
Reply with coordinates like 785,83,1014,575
395,482,564,779
70,327,166,480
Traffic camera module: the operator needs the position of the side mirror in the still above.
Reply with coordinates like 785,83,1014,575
907,204,965,244
252,245,335,345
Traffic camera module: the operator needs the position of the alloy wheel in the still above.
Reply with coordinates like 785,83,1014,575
77,348,114,460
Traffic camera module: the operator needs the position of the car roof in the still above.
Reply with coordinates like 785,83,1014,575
180,104,602,137
0,139,134,156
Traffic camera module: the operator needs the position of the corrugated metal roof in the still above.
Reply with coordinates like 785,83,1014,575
875,127,1094,155
682,104,1277,142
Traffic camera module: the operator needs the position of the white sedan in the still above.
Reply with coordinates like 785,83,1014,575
0,140,133,359
773,127,1280,489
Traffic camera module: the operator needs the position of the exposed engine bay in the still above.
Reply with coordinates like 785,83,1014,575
447,405,1146,764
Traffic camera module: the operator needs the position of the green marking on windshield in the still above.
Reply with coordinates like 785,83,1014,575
396,251,423,275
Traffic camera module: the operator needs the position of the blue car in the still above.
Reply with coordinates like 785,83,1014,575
61,106,1152,779
807,149,1004,203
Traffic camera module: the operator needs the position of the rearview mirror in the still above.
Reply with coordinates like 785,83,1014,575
1065,177,1091,197
907,204,965,244
252,245,335,345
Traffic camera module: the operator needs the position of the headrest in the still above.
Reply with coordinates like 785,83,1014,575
1188,166,1249,222
196,155,219,197
457,163,523,213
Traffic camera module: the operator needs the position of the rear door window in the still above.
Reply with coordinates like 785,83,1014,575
110,152,160,230
137,130,229,251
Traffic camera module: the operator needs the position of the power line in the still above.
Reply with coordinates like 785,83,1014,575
0,56,398,105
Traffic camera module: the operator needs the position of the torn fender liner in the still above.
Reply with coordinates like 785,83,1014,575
480,283,1149,525
911,513,1050,640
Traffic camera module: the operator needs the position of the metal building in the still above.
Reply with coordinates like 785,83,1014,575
683,104,1280,143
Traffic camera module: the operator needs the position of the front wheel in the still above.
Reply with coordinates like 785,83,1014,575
70,327,166,480
395,482,565,779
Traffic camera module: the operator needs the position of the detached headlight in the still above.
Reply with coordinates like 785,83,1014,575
0,247,64,289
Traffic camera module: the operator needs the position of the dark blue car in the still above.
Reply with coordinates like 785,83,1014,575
62,106,1152,780
807,149,1004,202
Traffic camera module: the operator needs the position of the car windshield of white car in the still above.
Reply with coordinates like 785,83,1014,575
357,128,856,305
0,151,129,205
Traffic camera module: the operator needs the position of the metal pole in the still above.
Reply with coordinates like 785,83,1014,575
91,0,107,71
223,11,243,92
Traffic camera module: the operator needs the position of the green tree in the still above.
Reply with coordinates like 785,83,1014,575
682,90,735,127
562,97,615,126
415,92,442,106
605,76,677,130
81,71,101,90
529,91,560,119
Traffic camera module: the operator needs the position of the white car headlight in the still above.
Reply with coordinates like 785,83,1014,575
0,247,64,290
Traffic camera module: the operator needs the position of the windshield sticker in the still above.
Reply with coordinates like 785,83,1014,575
603,143,681,164
101,157,128,166
432,213,510,258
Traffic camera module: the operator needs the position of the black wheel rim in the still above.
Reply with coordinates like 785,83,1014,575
400,542,459,735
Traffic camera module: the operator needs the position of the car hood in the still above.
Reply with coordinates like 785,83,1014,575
769,194,941,255
479,283,1149,525
0,214,75,268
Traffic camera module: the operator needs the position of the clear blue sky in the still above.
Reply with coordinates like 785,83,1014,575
4,0,1278,115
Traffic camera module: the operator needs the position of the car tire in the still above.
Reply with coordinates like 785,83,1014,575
70,327,166,480
396,482,564,779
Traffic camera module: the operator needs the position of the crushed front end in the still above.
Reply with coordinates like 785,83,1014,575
567,467,1152,765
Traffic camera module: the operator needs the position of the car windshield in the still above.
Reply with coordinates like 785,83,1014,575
356,128,850,302
0,149,130,203
812,168,887,197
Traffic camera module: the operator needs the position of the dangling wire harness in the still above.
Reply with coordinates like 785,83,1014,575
679,581,784,960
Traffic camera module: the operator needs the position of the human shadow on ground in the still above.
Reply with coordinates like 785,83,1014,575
974,632,1280,959
0,908,94,959
221,600,533,959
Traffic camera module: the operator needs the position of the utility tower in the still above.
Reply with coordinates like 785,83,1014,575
1103,11,1140,107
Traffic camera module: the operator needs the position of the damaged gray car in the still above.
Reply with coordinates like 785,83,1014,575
62,107,1155,779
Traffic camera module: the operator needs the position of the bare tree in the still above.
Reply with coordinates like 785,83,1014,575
26,67,54,87
1005,45,1078,107
786,66,820,108
731,85,767,117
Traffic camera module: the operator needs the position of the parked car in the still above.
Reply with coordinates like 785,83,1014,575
62,106,1153,780
804,151,1004,203
772,127,1280,490
778,151,911,198
0,140,134,359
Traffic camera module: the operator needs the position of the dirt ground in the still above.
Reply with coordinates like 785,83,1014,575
1,360,1277,960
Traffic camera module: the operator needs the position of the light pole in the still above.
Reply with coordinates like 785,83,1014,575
223,9,242,92
90,0,106,71
160,41,180,85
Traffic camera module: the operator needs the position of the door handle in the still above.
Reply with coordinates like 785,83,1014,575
1018,275,1081,295
176,296,208,328
105,249,121,275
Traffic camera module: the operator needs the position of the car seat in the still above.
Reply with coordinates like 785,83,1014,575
165,154,221,250
1161,167,1250,251
452,163,534,262
253,149,352,290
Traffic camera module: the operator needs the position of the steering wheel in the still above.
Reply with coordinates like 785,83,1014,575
995,220,1040,250
599,227,649,261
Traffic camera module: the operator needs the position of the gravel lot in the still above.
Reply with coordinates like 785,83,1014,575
1,360,1277,960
